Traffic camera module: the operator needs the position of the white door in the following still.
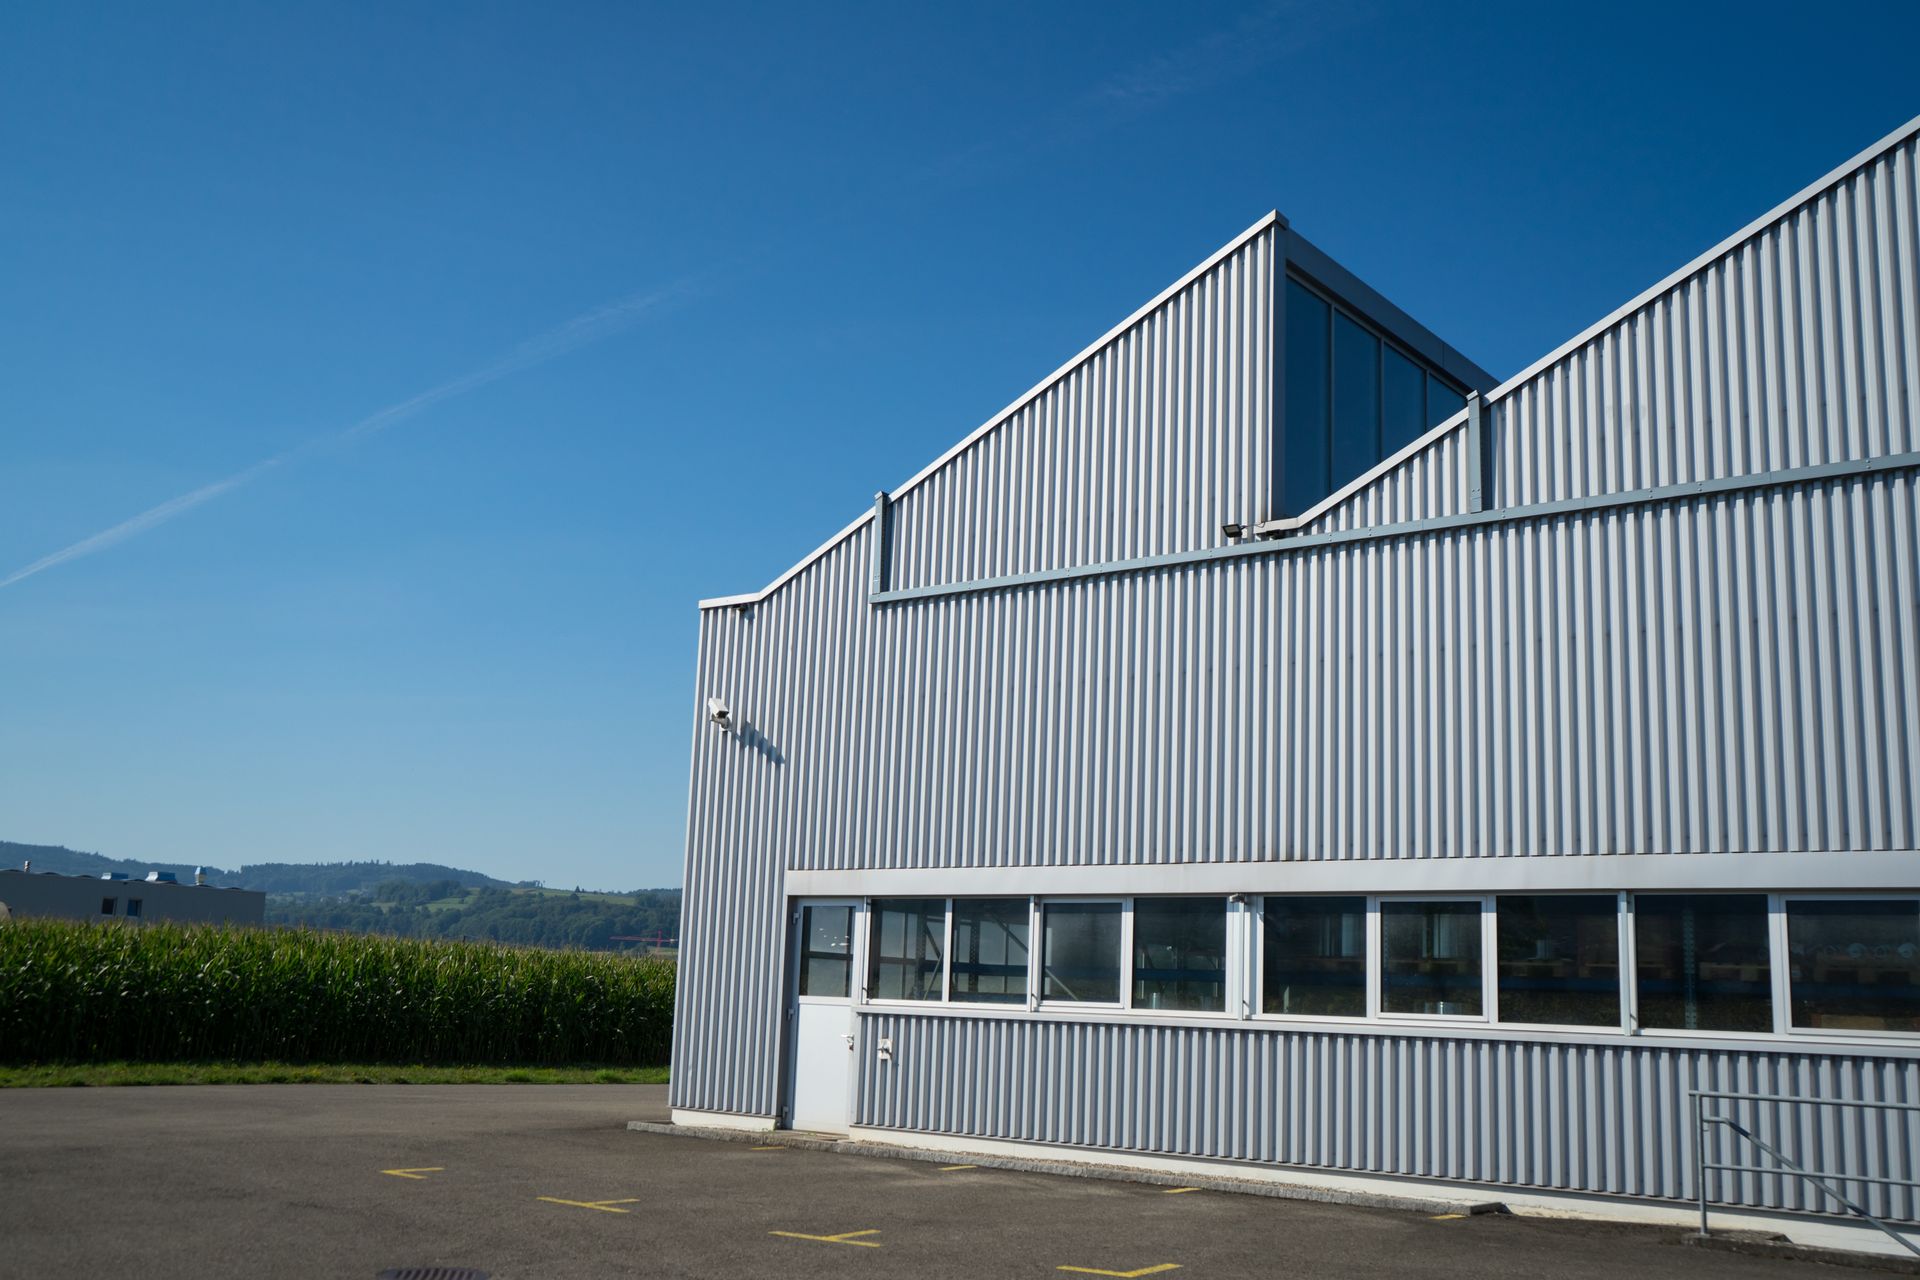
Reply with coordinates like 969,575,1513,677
786,899,858,1133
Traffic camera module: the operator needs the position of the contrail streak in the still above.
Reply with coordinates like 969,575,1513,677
1,286,676,592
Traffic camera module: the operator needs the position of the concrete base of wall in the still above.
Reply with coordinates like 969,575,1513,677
667,1107,777,1133
632,1113,1919,1263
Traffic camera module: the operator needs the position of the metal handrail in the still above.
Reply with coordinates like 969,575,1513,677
1690,1089,1920,1258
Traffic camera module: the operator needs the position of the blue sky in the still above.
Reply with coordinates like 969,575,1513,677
3,2,1915,891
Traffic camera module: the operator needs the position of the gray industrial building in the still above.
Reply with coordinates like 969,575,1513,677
0,868,265,928
673,115,1920,1246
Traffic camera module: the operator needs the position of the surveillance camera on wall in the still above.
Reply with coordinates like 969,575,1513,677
707,697,731,730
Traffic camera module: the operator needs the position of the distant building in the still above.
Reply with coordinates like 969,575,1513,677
0,868,265,927
673,113,1920,1250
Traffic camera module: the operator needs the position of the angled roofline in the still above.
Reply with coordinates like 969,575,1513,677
1260,110,1920,537
699,210,1286,609
702,109,1920,606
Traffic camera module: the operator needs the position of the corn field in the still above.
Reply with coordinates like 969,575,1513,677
0,919,675,1066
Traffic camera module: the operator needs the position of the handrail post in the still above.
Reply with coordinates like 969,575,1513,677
1693,1091,1709,1238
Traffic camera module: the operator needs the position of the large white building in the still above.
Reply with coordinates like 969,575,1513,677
672,114,1920,1249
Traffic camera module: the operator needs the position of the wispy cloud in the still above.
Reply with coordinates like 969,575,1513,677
918,1,1336,186
0,285,681,592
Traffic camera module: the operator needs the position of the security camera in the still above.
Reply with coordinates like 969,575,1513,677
707,697,731,730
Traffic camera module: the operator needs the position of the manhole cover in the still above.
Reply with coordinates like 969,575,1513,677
377,1270,489,1280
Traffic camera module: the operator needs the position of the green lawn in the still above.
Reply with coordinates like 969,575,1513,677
0,1062,670,1088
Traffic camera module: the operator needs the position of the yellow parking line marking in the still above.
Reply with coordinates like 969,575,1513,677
1057,1265,1180,1277
537,1197,641,1213
940,1164,977,1171
380,1167,444,1180
1431,1212,1467,1220
769,1229,883,1248
1163,1186,1201,1194
750,1145,786,1151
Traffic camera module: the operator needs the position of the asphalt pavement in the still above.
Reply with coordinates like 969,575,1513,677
0,1084,1896,1279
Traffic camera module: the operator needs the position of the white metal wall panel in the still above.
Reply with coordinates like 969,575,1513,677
886,228,1274,592
856,1013,1920,1221
686,472,1919,878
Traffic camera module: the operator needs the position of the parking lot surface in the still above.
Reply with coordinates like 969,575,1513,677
0,1084,1894,1279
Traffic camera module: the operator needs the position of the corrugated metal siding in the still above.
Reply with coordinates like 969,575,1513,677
1487,132,1918,510
686,470,1919,875
857,1012,1920,1220
886,227,1274,592
1300,426,1472,534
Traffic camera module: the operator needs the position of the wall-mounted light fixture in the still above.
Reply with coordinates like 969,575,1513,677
706,697,731,730
1220,522,1246,540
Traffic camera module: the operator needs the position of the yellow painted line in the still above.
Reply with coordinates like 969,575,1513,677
537,1196,641,1214
940,1164,978,1172
1162,1186,1201,1194
1431,1212,1467,1220
380,1167,444,1180
750,1145,786,1151
769,1229,883,1248
1056,1265,1180,1277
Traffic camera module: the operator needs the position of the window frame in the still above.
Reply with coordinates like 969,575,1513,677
1625,890,1778,1041
1374,895,1494,1025
1776,892,1920,1043
1252,893,1373,1025
1127,895,1233,1016
1489,892,1632,1034
794,898,861,1006
946,895,1035,1007
861,896,951,1007
1036,897,1128,1010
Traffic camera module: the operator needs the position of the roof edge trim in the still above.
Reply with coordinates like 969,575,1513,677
698,209,1285,611
1263,110,1920,538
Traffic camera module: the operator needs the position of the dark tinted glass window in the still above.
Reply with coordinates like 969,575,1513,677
1042,902,1122,1003
797,904,853,997
100,897,117,916
125,899,143,919
1426,377,1466,428
1263,897,1366,1016
1787,899,1920,1032
1331,312,1381,488
950,898,1030,1005
1132,898,1227,1012
868,898,945,1001
1283,279,1331,517
1634,894,1771,1032
1496,896,1621,1026
1382,901,1482,1015
1382,345,1426,457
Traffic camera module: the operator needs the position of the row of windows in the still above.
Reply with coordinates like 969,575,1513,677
99,896,143,918
798,894,1920,1038
1281,275,1470,518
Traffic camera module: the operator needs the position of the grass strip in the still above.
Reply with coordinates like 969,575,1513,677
0,1062,670,1088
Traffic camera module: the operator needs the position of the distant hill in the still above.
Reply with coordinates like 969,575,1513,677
1,840,680,951
1,840,514,896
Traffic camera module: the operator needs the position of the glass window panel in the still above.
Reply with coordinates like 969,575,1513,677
1634,894,1771,1031
1132,898,1227,1012
950,898,1030,1005
1331,312,1381,489
100,898,117,916
867,898,946,1001
797,904,853,998
1787,899,1920,1032
1496,895,1620,1026
1382,901,1483,1016
1426,377,1466,428
125,899,143,919
1283,278,1331,517
1263,897,1366,1017
1042,902,1122,1004
1382,345,1426,457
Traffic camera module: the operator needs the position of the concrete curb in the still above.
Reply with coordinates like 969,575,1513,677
1681,1230,1920,1274
625,1120,1508,1218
